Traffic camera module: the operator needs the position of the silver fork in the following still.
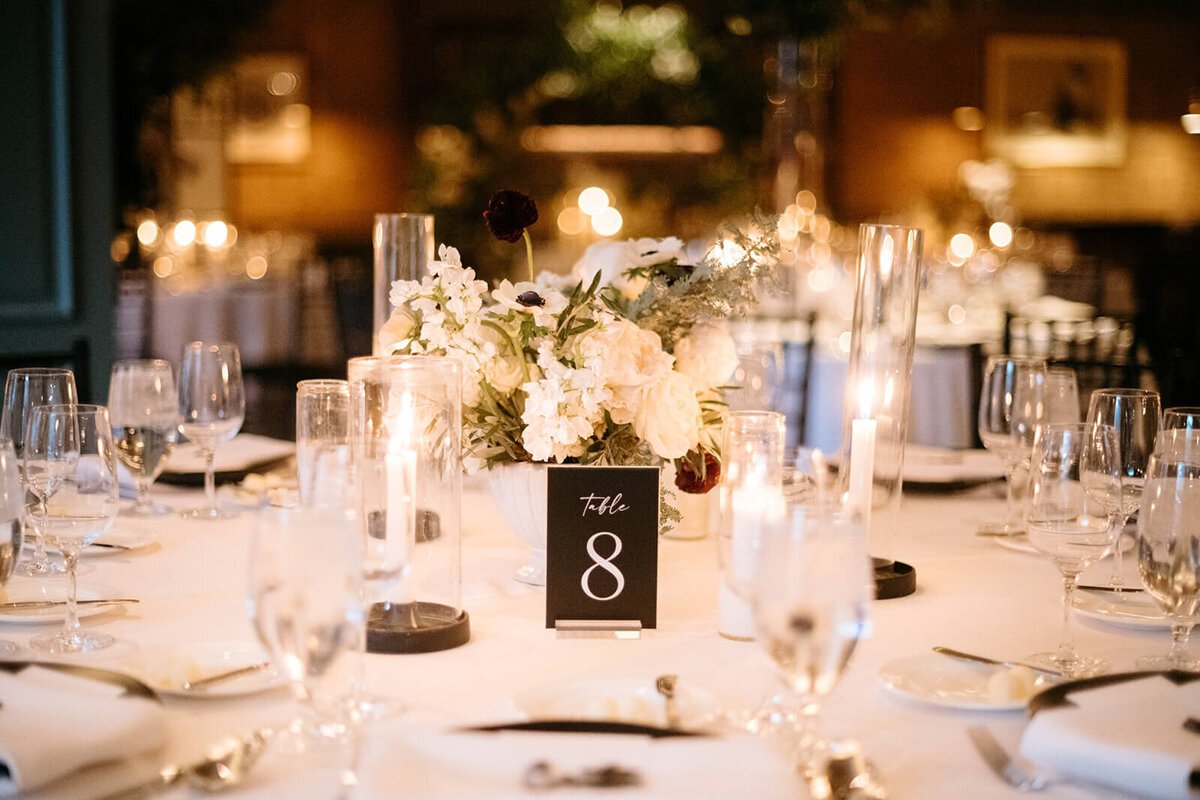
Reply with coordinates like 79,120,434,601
967,726,1050,792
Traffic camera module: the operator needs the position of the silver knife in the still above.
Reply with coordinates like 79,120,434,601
0,598,139,612
1076,584,1144,593
933,646,1063,677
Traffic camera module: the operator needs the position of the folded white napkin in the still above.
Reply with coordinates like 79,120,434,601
1020,676,1200,800
360,726,801,799
0,666,167,796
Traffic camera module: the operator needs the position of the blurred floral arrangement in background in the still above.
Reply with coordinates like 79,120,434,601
379,191,778,497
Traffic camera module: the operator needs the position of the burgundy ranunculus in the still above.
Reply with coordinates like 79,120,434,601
484,190,538,242
674,451,720,494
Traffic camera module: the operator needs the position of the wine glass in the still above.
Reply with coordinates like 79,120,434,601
0,439,25,656
752,497,873,793
1163,407,1200,433
1025,422,1121,677
296,380,350,508
1,367,76,575
1134,429,1200,671
1044,367,1081,424
250,500,365,788
26,405,121,654
725,338,784,413
1085,388,1162,586
108,359,179,516
178,342,245,519
977,355,1047,536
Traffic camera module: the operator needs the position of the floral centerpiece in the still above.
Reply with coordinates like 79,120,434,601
378,190,777,513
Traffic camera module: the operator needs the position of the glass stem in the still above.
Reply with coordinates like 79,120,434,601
1109,513,1129,586
203,448,217,513
1003,460,1026,530
1168,623,1192,669
134,479,150,513
63,549,81,639
794,695,823,777
32,494,50,565
1057,574,1078,669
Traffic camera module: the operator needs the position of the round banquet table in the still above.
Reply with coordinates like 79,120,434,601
7,464,1176,800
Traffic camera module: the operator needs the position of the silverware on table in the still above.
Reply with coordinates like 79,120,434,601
0,598,139,612
933,646,1063,677
655,673,680,729
522,760,641,790
96,728,273,800
967,725,1051,792
181,662,272,691
1075,584,1144,593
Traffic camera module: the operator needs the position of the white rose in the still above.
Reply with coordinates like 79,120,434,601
377,308,416,354
629,236,684,267
635,371,701,460
673,322,738,390
580,319,672,423
570,241,636,288
478,323,528,394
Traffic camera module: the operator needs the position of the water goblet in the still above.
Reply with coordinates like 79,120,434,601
1162,407,1200,434
1,367,76,575
1134,429,1200,671
1085,388,1161,586
977,355,1046,536
1025,422,1121,678
752,496,873,793
27,405,122,654
296,380,350,508
178,342,245,519
108,359,179,516
0,439,25,656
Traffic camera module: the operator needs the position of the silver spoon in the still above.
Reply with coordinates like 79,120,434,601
97,728,272,799
655,674,680,729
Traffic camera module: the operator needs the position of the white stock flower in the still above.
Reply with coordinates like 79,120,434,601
673,322,738,390
492,280,568,328
634,371,701,460
388,278,423,308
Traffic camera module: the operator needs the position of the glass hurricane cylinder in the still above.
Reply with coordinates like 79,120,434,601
348,355,468,653
296,379,350,508
373,214,434,355
836,224,923,584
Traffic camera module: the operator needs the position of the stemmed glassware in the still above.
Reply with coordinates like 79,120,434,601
1025,422,1121,677
108,359,179,516
1044,367,1081,424
178,342,245,519
1163,407,1200,433
0,439,25,656
250,500,365,791
977,355,1047,536
1134,429,1200,671
1,367,77,575
751,489,873,793
296,380,350,508
1084,388,1161,586
26,405,121,654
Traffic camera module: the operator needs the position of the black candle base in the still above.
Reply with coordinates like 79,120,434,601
366,601,470,653
873,559,916,599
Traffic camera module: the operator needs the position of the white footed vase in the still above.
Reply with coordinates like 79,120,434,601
487,462,548,586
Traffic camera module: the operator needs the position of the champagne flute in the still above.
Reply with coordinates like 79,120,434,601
1163,407,1200,433
108,359,179,516
1085,388,1161,586
1044,367,1081,424
752,498,872,792
27,405,121,654
1025,422,1121,677
0,439,25,656
250,500,365,788
977,355,1046,536
1135,429,1200,671
296,380,350,508
178,342,245,519
1,367,76,575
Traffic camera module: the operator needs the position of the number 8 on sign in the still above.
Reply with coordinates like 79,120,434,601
581,531,624,601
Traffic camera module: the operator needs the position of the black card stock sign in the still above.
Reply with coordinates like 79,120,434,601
545,465,659,629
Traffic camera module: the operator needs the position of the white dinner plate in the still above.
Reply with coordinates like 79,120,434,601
878,653,1049,711
902,447,1006,486
35,527,160,558
1072,588,1172,630
514,677,719,730
0,580,129,625
164,434,294,475
122,641,285,698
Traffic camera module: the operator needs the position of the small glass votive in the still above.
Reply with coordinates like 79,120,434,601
718,410,786,641
296,379,350,508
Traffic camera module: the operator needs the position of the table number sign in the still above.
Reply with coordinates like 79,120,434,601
545,465,659,630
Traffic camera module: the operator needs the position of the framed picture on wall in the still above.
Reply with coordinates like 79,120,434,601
985,36,1127,168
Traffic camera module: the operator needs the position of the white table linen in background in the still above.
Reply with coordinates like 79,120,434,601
2,465,1189,799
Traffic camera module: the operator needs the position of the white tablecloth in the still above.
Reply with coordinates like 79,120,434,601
7,474,1177,799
